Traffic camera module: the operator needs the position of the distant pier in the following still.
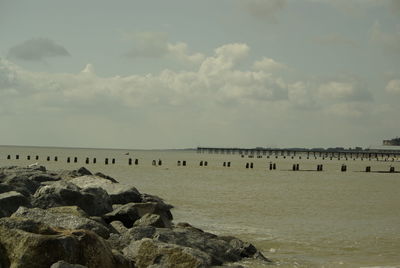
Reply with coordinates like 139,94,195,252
197,147,400,159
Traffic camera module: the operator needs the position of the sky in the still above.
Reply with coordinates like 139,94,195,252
0,0,399,149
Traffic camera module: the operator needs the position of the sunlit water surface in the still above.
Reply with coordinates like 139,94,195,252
1,146,399,268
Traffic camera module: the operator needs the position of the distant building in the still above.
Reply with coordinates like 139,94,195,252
383,137,400,146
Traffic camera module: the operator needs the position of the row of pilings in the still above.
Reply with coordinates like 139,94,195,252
1,154,397,172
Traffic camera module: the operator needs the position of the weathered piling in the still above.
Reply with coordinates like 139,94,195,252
200,161,203,166
85,157,89,164
74,157,78,163
135,159,139,165
112,158,115,164
36,155,39,160
365,166,371,172
250,163,254,169
105,158,109,165
177,161,181,166
183,160,187,166
67,157,71,163
152,160,156,166
47,156,50,161
129,158,132,165
158,159,162,166
204,161,208,166
246,163,249,169
16,155,19,160
54,156,58,162
341,164,347,172
227,161,231,167
390,166,395,173
27,155,30,160
93,158,96,164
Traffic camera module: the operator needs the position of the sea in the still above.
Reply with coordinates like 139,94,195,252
0,145,399,268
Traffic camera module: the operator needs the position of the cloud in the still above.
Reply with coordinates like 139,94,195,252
385,79,400,94
317,80,371,102
242,0,286,22
313,33,358,47
253,57,287,72
370,21,400,54
8,38,70,61
124,31,204,65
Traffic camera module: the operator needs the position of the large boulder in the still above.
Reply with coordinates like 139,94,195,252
1,174,41,197
12,206,113,239
0,191,30,217
50,260,88,268
103,202,172,228
0,217,133,268
69,176,141,205
32,181,112,216
122,238,213,268
153,223,272,265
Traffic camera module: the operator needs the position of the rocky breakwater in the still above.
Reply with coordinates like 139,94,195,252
0,165,272,268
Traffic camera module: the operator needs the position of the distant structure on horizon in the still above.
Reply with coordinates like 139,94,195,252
383,137,400,146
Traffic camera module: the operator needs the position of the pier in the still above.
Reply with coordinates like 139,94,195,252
196,147,400,160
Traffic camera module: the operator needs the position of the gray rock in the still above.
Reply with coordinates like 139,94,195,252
0,217,126,268
153,224,272,265
107,226,156,251
32,181,112,216
2,174,41,197
50,260,88,268
134,213,167,228
70,175,141,205
12,206,112,239
102,203,140,228
0,191,30,217
122,238,213,268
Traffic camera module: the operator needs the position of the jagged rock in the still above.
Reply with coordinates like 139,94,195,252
134,213,166,228
107,226,157,251
12,206,112,239
110,220,129,234
153,224,272,265
50,260,88,268
0,217,133,268
0,191,30,217
32,181,112,216
122,238,213,268
103,202,172,228
69,175,141,205
2,174,41,197
94,172,118,183
102,203,140,228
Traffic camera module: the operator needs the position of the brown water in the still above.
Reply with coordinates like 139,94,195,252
1,145,400,268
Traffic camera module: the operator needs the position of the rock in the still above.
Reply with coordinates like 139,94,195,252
0,217,132,268
2,174,41,197
94,172,118,183
153,225,254,265
107,226,156,251
122,238,213,268
102,203,140,228
50,260,88,268
70,175,141,205
12,206,112,239
32,181,112,216
0,191,30,217
0,183,14,194
103,202,172,228
134,213,167,228
110,221,128,234
77,167,92,176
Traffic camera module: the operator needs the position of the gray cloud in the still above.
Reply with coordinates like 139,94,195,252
313,33,358,47
124,32,169,58
8,38,70,61
242,0,286,22
370,21,400,54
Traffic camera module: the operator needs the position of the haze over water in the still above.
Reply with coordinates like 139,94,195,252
1,145,399,268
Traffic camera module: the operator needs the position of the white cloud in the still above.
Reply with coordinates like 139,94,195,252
317,81,371,102
253,57,287,72
385,79,400,94
8,38,70,61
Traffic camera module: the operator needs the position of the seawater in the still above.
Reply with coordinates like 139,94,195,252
1,145,400,268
